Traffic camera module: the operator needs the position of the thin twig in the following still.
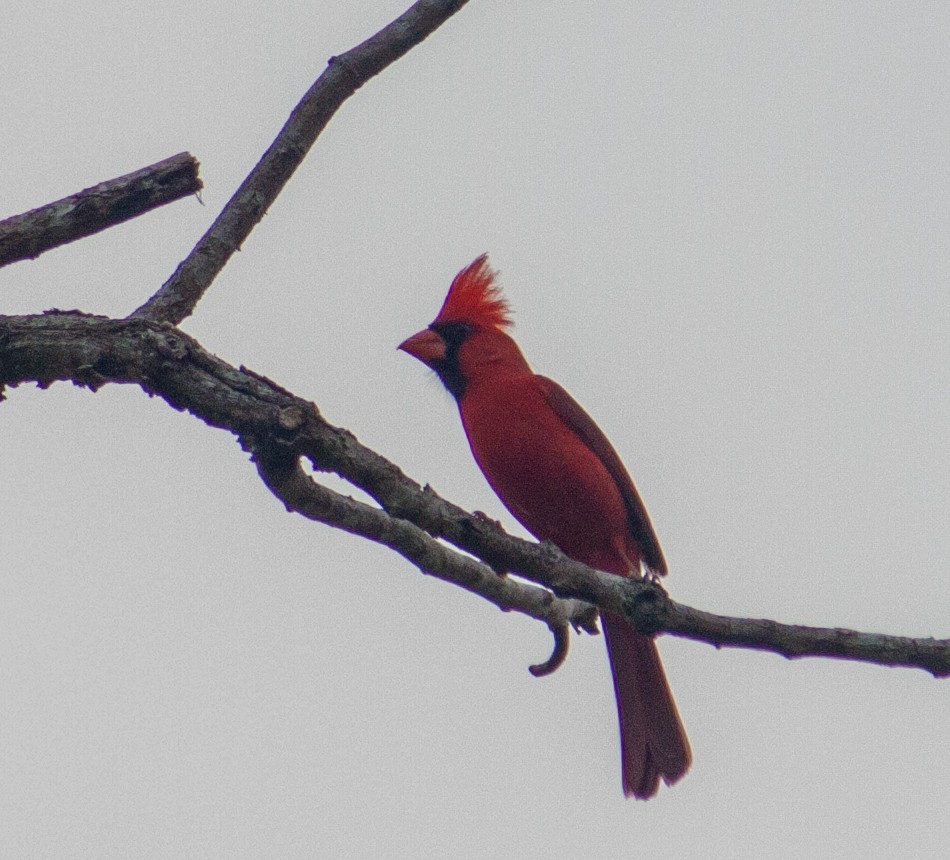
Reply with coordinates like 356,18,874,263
129,0,471,325
0,153,201,268
636,598,950,676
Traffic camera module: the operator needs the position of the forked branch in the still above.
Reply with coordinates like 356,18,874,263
2,0,945,681
129,0,471,326
1,311,946,678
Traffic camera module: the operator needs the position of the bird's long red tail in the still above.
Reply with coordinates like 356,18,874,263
602,612,691,799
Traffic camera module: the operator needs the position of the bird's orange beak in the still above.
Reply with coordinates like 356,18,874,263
398,328,446,367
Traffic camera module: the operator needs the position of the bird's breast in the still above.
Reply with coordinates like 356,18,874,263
459,377,636,573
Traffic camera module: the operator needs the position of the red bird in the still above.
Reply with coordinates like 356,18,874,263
398,255,691,799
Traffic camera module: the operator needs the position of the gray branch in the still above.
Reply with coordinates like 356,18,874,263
128,0,471,326
2,311,947,678
0,153,202,268
254,448,588,676
3,0,945,683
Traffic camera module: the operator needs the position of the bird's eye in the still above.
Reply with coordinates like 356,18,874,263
430,321,474,349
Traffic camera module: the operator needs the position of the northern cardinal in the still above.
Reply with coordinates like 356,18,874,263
398,255,690,799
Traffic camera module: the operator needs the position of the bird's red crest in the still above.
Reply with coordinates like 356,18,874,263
434,254,513,329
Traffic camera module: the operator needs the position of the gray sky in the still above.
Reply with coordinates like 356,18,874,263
3,2,949,857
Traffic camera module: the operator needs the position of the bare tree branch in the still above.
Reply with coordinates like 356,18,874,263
2,310,947,678
0,153,201,268
254,446,594,675
1,0,944,687
128,0,471,326
633,599,950,675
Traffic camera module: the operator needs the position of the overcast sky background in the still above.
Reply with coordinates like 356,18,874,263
2,2,949,857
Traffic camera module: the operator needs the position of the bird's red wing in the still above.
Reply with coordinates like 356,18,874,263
537,376,667,576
